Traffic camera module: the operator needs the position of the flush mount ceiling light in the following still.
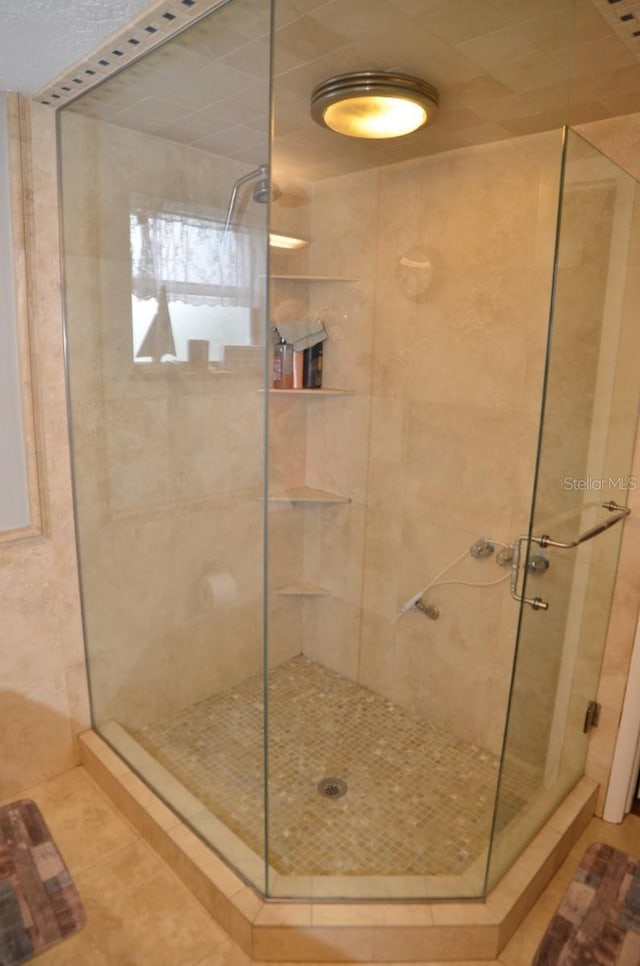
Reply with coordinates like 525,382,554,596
310,71,439,139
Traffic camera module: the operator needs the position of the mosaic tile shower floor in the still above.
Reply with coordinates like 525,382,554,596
132,655,533,877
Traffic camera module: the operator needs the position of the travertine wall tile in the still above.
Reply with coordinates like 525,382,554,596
0,98,89,800
565,113,640,812
300,130,563,754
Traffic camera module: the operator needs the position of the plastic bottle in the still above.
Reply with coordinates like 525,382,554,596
272,335,294,389
293,350,304,389
303,342,323,388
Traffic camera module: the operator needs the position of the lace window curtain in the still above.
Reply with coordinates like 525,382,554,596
130,199,264,307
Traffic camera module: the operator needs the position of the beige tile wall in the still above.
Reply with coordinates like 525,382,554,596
298,168,378,682
57,110,299,731
289,130,564,755
286,119,640,786
505,134,640,779
368,133,560,757
573,111,640,811
0,96,89,801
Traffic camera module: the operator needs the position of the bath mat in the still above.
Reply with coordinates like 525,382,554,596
533,842,640,964
0,798,85,964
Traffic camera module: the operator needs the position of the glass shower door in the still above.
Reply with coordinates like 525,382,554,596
59,0,273,895
487,129,640,890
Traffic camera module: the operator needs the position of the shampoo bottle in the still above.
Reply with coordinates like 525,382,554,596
302,342,323,388
293,350,304,389
272,334,294,389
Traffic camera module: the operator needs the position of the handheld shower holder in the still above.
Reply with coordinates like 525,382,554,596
415,600,440,620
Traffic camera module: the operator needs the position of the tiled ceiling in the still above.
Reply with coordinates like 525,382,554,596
57,0,640,181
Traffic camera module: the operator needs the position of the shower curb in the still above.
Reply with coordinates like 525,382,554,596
79,729,597,963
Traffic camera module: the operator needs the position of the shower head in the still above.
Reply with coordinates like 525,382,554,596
223,163,280,238
253,171,281,204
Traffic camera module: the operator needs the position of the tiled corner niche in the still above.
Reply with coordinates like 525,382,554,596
79,729,597,963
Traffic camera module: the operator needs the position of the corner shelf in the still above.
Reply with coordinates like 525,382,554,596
269,486,350,505
275,581,330,597
268,388,352,396
271,274,358,282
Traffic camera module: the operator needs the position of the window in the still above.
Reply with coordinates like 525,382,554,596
129,197,264,365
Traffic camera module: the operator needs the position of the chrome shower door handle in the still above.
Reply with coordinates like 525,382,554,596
532,501,631,550
512,501,631,612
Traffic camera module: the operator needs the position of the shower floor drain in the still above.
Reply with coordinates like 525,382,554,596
317,777,347,799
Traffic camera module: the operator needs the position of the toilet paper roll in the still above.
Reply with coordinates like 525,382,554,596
197,572,238,610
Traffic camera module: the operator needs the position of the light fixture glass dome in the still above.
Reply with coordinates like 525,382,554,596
311,71,439,140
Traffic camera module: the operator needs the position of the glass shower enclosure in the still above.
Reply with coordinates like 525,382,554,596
58,0,640,901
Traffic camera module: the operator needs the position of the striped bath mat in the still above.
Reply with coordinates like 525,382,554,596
0,799,85,964
534,842,640,964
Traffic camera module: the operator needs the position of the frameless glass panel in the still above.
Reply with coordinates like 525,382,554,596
267,0,577,901
487,130,640,890
59,0,272,892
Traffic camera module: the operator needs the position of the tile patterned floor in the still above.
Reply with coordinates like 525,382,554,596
0,768,239,966
134,655,534,877
3,765,640,965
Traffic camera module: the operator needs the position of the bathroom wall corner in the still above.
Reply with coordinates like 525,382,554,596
0,95,89,800
577,110,640,815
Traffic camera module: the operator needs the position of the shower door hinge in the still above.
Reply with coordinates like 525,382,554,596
583,700,601,734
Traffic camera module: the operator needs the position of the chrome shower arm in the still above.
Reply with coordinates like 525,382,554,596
223,164,268,236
